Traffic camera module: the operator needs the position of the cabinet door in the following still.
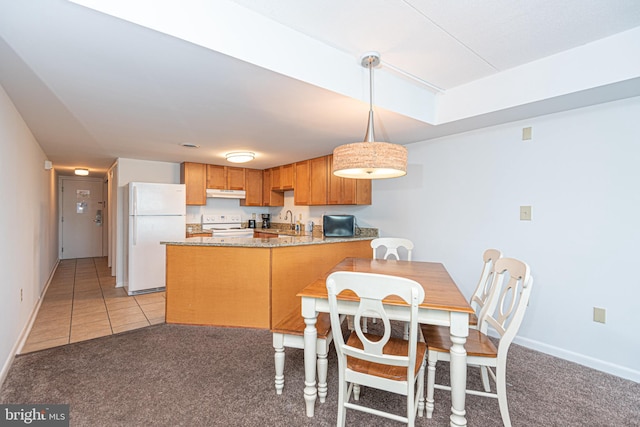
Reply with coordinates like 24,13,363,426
294,161,310,205
327,155,371,205
262,169,271,205
327,155,342,205
227,167,246,190
271,167,281,191
281,163,295,190
181,162,206,205
206,165,226,189
263,169,284,206
309,156,328,205
355,179,372,205
240,168,262,206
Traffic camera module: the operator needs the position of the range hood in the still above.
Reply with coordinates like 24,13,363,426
206,189,246,199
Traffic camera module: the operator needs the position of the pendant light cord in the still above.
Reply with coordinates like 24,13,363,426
364,56,376,143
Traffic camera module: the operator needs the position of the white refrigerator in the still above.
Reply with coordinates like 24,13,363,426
125,182,186,295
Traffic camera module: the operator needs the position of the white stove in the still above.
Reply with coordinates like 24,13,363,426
202,214,254,238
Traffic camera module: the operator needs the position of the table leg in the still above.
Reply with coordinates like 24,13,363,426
302,299,318,417
449,312,469,427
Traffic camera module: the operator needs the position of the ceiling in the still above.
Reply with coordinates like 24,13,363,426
1,0,639,177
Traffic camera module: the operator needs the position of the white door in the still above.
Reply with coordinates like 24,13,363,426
60,177,104,259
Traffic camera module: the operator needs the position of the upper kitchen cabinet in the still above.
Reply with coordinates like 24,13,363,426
240,168,263,207
294,160,310,205
263,169,284,206
327,155,372,205
271,163,295,191
294,156,328,206
181,162,206,206
207,165,245,190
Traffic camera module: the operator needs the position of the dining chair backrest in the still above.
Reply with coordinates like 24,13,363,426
469,249,503,326
326,271,424,371
371,237,414,261
479,257,533,346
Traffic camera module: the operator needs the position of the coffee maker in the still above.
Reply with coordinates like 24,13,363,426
261,213,271,229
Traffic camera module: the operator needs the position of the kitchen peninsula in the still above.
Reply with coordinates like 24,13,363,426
162,235,374,329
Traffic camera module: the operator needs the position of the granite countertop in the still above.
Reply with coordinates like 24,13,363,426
162,235,375,248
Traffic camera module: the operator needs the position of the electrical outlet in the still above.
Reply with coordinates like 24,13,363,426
593,307,606,324
522,127,532,140
520,206,532,221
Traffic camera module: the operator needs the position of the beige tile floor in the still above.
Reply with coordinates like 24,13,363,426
21,257,165,354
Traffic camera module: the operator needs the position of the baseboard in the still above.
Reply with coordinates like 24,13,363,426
512,335,640,383
0,259,60,388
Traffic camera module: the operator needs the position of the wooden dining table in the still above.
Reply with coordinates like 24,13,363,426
297,257,474,426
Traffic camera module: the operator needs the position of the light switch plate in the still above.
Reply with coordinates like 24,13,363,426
520,206,532,221
522,127,532,140
593,307,606,324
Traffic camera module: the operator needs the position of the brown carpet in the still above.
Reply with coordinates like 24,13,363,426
1,323,639,426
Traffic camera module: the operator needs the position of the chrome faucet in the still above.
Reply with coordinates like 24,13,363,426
284,210,294,230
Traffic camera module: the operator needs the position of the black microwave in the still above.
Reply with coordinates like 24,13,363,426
323,215,355,237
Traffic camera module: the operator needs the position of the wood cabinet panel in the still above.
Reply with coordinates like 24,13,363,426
240,168,262,206
327,155,371,205
227,167,245,190
180,162,206,205
309,156,328,205
263,169,284,206
270,166,281,190
166,246,271,328
281,163,295,190
206,165,226,189
271,240,372,326
253,231,279,238
207,165,245,190
165,240,372,329
294,160,310,205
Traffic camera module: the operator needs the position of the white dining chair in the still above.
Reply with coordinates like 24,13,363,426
367,237,414,338
326,271,426,427
421,248,502,392
423,257,533,427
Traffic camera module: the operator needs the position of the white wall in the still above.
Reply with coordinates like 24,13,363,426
0,84,58,384
113,158,180,286
356,96,640,381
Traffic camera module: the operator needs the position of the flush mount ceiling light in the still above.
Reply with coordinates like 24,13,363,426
74,168,89,176
332,52,408,179
225,151,255,163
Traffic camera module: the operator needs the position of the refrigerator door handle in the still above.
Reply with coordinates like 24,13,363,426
133,216,137,246
133,185,138,215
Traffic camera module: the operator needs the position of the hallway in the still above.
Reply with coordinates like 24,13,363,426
21,257,165,354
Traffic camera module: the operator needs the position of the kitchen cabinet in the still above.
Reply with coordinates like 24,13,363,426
186,232,212,238
271,164,295,191
253,231,279,238
240,168,263,206
262,169,284,206
294,160,310,205
295,156,328,205
327,155,372,205
180,162,206,206
309,156,328,205
207,165,245,190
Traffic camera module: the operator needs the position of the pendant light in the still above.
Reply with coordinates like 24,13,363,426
332,52,407,179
